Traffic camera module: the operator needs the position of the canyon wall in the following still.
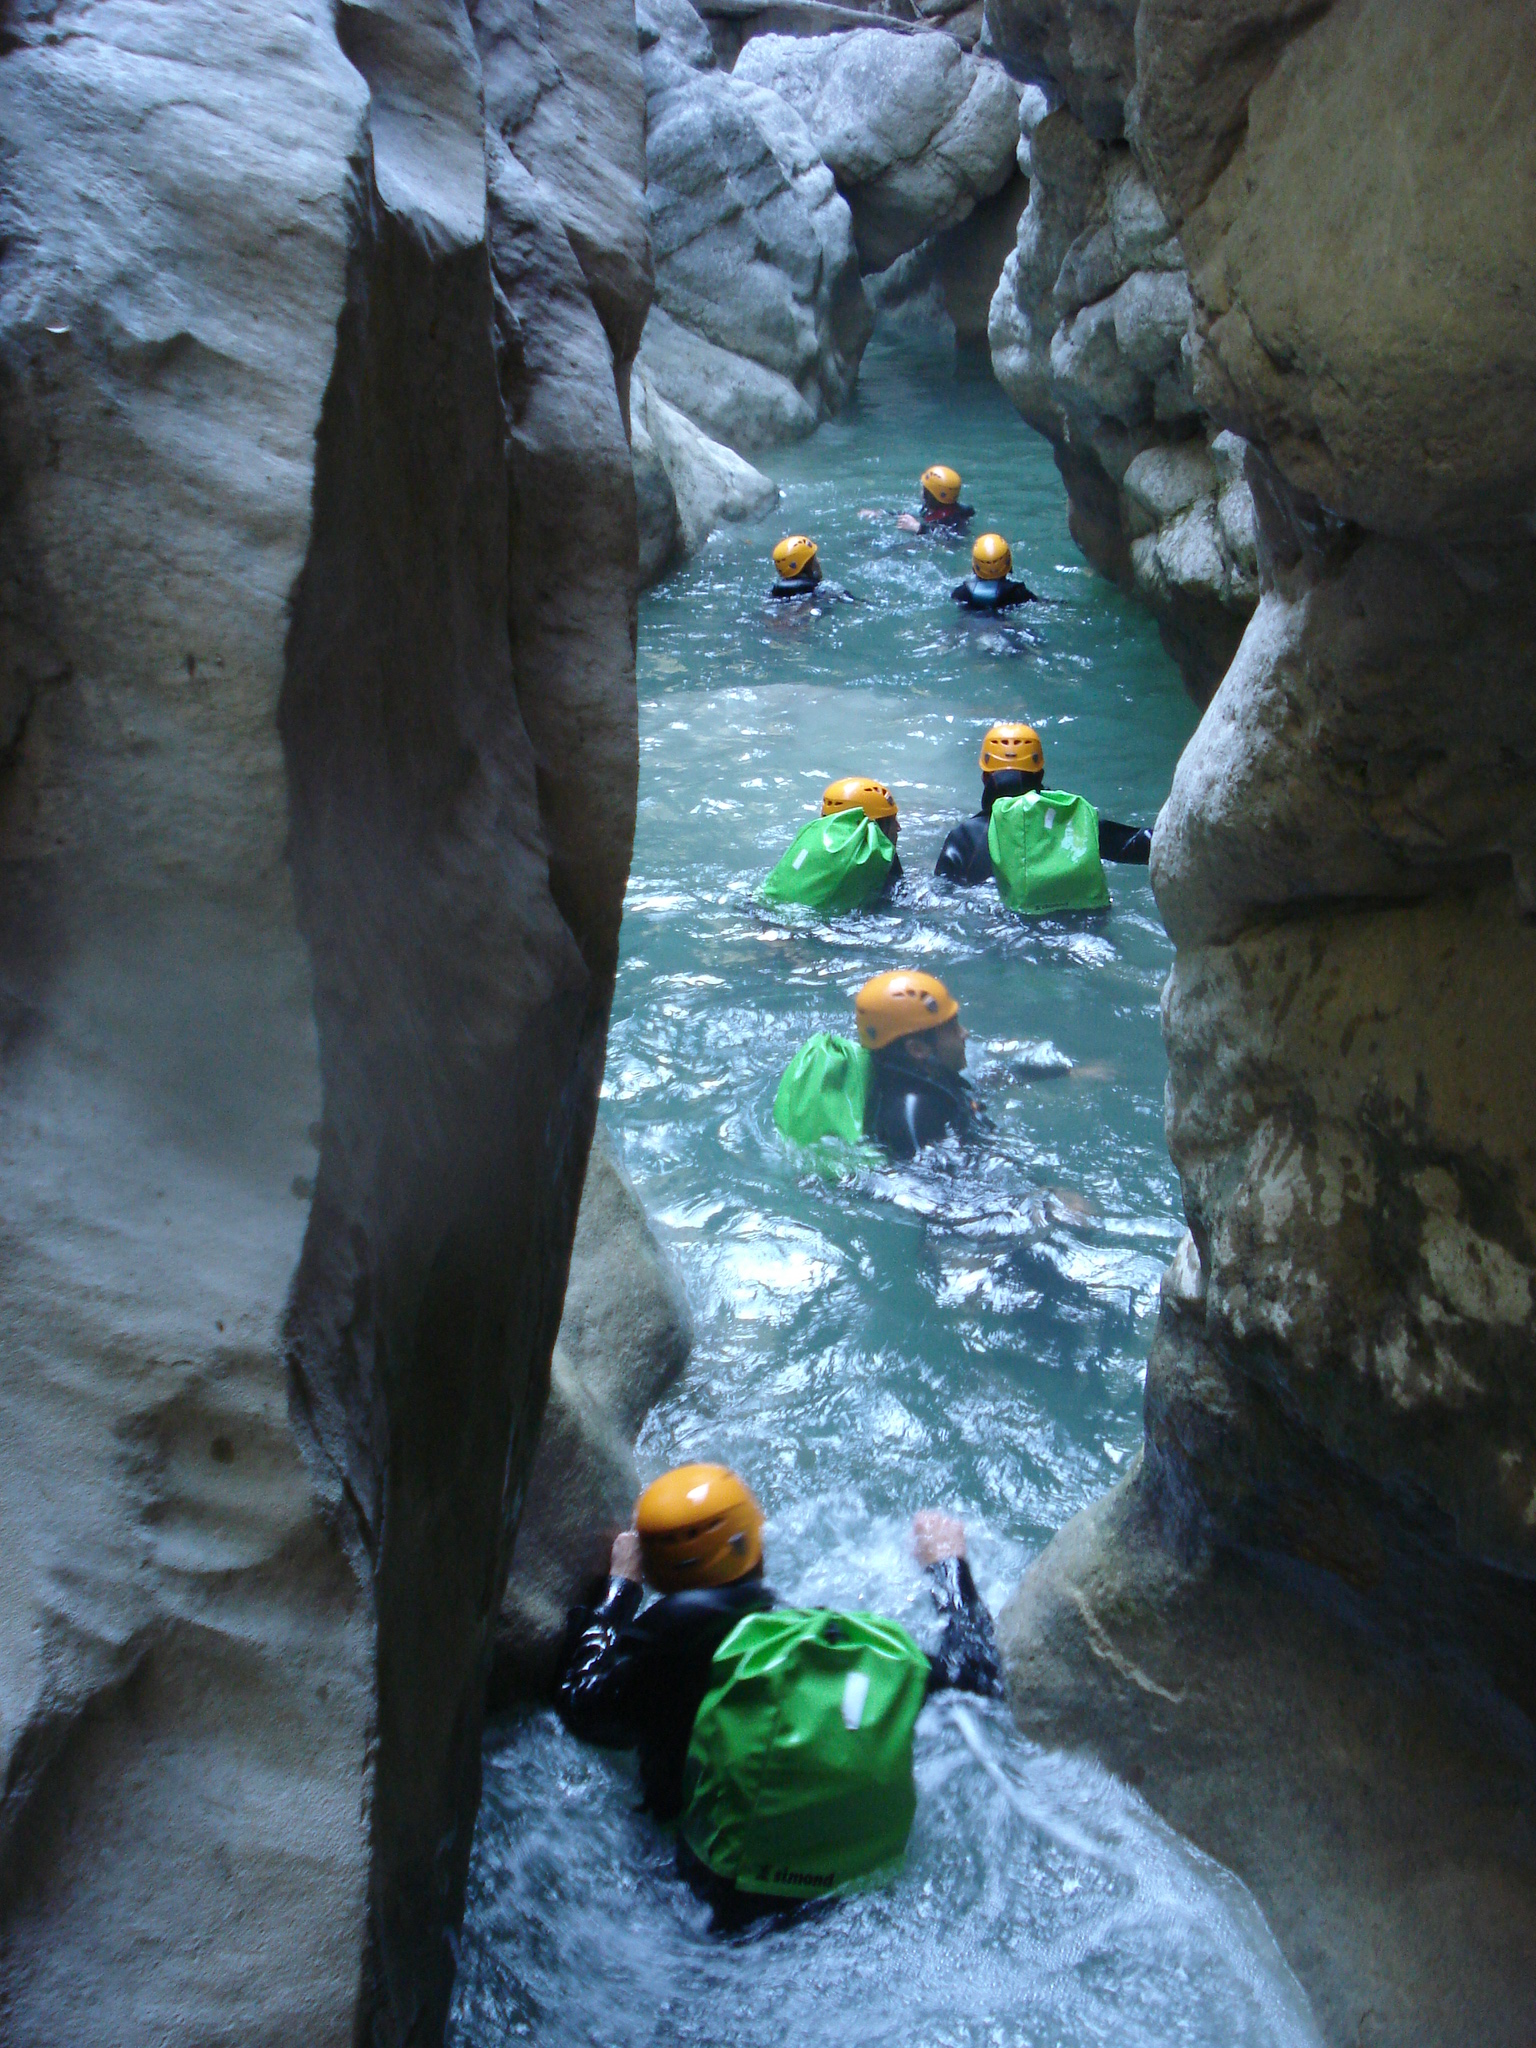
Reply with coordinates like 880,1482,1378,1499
0,3,647,2042
631,0,1022,583
986,22,1258,699
992,2,1536,2042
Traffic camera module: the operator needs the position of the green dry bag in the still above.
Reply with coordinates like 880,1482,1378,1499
772,1032,874,1149
681,1607,931,1900
987,789,1110,915
762,809,894,913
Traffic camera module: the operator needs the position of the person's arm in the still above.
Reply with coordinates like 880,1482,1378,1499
555,1532,647,1747
912,1512,1003,1697
998,577,1038,609
1098,820,1151,864
951,580,972,606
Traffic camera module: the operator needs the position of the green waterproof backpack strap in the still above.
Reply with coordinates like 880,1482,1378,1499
681,1607,931,1900
987,789,1110,914
772,1032,875,1149
762,809,894,913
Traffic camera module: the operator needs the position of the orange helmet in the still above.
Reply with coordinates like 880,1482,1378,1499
855,970,960,1052
821,776,897,823
635,1464,764,1591
921,464,962,506
979,723,1044,775
772,535,818,578
972,533,1012,579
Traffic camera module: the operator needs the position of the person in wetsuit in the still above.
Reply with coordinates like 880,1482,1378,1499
855,969,977,1160
557,1463,1001,1919
824,775,903,883
761,777,904,911
768,534,855,606
952,533,1036,613
935,722,1152,884
895,463,976,535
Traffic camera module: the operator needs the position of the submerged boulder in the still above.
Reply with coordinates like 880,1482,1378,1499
733,28,1021,271
491,1134,692,1702
632,369,780,586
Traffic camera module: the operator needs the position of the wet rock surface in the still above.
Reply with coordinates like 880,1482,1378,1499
632,370,780,587
989,82,1257,699
490,1133,692,1703
990,2,1536,2041
0,2,646,2042
1001,1472,1536,2048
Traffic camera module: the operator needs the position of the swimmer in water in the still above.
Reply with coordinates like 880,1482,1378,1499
762,777,903,912
774,971,978,1160
951,533,1036,613
767,534,856,607
936,724,1152,882
894,463,976,535
557,1464,1000,1925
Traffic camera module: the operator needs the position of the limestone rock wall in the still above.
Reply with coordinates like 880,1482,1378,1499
1138,0,1536,1587
637,0,873,453
0,3,647,2043
988,75,1257,698
992,2,1536,2039
490,1132,693,1704
733,27,1020,271
634,0,1016,491
632,370,780,587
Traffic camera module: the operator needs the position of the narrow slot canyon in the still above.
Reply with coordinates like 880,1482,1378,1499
0,3,1530,2045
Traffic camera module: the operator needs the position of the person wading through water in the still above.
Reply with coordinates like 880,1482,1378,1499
935,723,1151,914
773,971,978,1162
557,1464,1001,1925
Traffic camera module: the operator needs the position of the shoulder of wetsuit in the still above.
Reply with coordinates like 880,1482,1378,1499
629,1580,777,1655
950,579,973,603
769,579,816,601
999,579,1035,608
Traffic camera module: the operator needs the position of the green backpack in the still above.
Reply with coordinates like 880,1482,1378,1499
681,1607,931,1900
773,1032,875,1150
762,809,895,913
987,789,1110,915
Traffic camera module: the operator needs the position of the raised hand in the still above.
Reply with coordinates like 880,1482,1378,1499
912,1509,966,1566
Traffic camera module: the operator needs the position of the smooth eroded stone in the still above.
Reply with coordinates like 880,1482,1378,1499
735,27,1021,270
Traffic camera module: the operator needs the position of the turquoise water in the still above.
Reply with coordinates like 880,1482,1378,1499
450,333,1318,2047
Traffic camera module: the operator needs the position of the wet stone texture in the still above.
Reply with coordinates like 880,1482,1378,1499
987,58,1258,701
989,2,1536,2043
0,2,646,2043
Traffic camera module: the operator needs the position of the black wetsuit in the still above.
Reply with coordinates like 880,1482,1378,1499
865,1046,976,1160
952,574,1035,613
918,499,975,531
556,1559,1001,1824
769,572,855,604
935,810,1151,884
